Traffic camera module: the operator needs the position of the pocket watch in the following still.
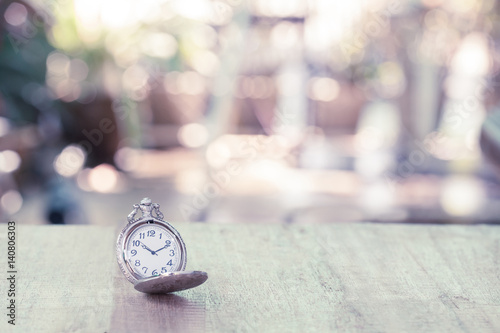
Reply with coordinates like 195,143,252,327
116,198,207,293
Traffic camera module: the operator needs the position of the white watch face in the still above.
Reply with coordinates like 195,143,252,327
124,223,184,279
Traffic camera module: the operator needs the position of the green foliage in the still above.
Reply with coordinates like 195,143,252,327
0,4,55,125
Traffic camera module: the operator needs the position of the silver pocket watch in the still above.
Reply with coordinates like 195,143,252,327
116,198,208,293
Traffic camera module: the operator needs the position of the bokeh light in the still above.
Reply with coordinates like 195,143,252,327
0,150,21,173
440,176,485,217
87,164,120,193
1,0,500,226
206,138,232,169
54,145,86,177
178,123,209,148
308,77,340,102
1,190,23,215
4,2,27,26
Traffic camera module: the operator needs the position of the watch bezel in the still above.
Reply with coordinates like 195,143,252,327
116,216,187,284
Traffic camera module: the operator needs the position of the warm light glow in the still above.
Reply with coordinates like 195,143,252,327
140,33,177,59
210,1,233,25
172,0,233,25
190,25,218,49
305,1,367,53
178,123,209,148
174,169,207,194
53,145,86,177
270,22,300,49
253,0,306,17
133,0,170,24
438,33,488,160
100,0,135,28
247,159,288,182
73,0,102,43
190,50,219,76
376,62,406,98
206,139,232,168
422,0,444,7
444,0,480,13
1,190,23,215
354,127,385,151
440,176,485,216
88,164,119,193
308,77,340,102
451,33,490,76
173,0,213,21
0,150,21,173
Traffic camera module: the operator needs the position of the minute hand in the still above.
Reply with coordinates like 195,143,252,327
154,245,169,254
140,242,158,255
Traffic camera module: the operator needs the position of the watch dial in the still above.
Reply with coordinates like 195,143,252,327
125,223,182,278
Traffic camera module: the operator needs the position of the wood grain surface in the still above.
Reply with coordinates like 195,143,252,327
1,222,499,332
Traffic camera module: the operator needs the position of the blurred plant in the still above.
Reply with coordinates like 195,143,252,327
0,0,83,222
0,0,56,125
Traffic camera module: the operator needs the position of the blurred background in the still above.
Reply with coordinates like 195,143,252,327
2,0,500,225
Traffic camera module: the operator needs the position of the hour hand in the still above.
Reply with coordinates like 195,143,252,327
140,242,158,255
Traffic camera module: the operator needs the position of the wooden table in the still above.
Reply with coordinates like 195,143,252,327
1,222,499,332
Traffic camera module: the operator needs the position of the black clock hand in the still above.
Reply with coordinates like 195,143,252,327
140,242,158,255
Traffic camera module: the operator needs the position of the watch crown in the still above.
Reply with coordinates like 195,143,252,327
141,197,152,205
139,197,153,217
128,197,164,222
